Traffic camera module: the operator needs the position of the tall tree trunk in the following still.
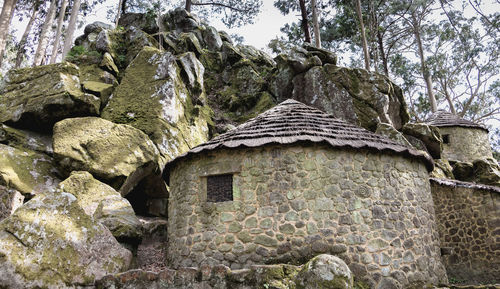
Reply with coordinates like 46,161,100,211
185,0,192,12
0,0,18,69
15,1,39,68
62,0,81,59
377,28,389,76
299,0,311,43
50,0,68,64
354,0,370,71
311,0,321,47
412,14,437,112
33,0,58,66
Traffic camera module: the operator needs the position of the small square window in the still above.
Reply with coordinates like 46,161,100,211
207,174,233,202
443,134,450,144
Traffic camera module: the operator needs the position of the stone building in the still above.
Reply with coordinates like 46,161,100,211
164,99,447,288
426,110,493,162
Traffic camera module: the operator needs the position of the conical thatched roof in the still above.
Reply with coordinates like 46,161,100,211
426,110,487,131
166,99,433,171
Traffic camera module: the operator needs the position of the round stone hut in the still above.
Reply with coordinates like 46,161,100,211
426,110,492,162
164,99,447,287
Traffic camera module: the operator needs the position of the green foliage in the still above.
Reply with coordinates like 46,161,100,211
65,45,102,64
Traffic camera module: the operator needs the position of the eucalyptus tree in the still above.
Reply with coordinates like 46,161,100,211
0,0,19,68
15,0,41,67
49,0,68,63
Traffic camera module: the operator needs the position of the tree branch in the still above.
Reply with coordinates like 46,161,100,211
191,1,244,12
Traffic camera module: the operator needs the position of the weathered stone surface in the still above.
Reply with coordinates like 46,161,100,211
431,159,454,179
473,158,500,186
118,12,159,34
0,191,132,288
0,124,53,155
0,62,100,131
438,126,493,162
58,171,142,242
203,25,223,51
82,80,114,106
295,254,353,289
452,161,474,182
101,46,210,165
100,52,119,75
291,64,409,131
161,8,201,35
53,117,160,195
0,144,60,196
375,123,412,147
177,51,205,99
303,43,337,65
0,185,23,221
402,123,442,159
124,26,160,65
431,179,499,284
79,63,118,86
84,21,113,35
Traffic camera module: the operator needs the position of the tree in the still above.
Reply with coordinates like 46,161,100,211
311,0,321,47
0,0,19,69
62,0,81,59
183,0,263,28
33,0,58,66
353,0,369,70
15,0,40,68
49,0,68,63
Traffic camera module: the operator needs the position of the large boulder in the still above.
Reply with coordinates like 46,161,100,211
0,62,100,131
375,123,412,147
402,123,442,159
0,191,132,288
473,158,500,186
53,117,160,195
58,171,142,243
118,13,159,34
0,144,60,197
0,186,23,222
295,254,353,289
290,64,409,131
0,124,53,155
101,46,211,165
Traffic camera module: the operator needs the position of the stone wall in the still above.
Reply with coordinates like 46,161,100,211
167,143,447,288
430,178,500,283
439,127,492,162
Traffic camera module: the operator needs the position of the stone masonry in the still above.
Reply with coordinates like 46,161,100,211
167,143,447,288
438,127,493,162
431,179,499,283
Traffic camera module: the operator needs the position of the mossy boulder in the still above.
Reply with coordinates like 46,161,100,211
118,12,159,34
402,123,442,159
291,64,409,131
0,62,100,131
53,117,160,195
177,51,205,100
472,158,500,186
0,124,53,155
58,171,142,243
0,185,24,222
452,161,474,182
82,80,114,107
295,254,353,289
161,7,201,35
0,144,60,197
101,46,210,165
79,63,118,86
431,159,454,179
0,191,132,288
375,123,412,147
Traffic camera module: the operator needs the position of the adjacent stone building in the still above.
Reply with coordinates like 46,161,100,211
430,178,499,284
164,99,447,288
426,110,493,162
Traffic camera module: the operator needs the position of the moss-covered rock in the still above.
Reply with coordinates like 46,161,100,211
452,161,474,182
101,46,210,165
0,124,53,155
79,63,118,86
403,123,442,159
472,158,500,186
0,62,100,131
0,144,60,197
431,159,454,179
82,80,114,108
375,123,412,147
177,51,205,100
295,254,353,289
53,117,160,195
0,185,23,222
58,171,142,243
0,191,132,288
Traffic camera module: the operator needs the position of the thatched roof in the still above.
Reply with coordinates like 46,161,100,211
426,110,487,131
430,178,500,194
166,99,433,171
